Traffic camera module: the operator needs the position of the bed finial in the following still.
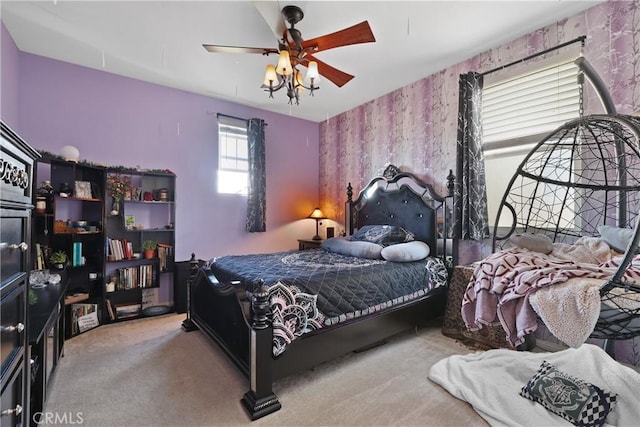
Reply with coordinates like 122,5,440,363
383,164,401,180
447,169,455,197
252,279,271,329
346,182,353,203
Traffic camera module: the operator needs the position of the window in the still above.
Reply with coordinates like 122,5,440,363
482,57,581,226
218,116,248,194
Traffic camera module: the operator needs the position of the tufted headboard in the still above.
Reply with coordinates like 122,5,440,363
346,165,454,263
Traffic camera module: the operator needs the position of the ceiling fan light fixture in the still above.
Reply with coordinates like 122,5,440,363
262,64,278,86
305,61,320,81
276,50,293,75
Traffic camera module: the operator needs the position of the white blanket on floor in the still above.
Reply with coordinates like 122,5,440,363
428,344,640,427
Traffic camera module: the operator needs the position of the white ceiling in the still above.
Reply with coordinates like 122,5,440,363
1,0,601,123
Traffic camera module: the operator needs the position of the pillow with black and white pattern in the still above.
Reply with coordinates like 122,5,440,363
520,361,617,427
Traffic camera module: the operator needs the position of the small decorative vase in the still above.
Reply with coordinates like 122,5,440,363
110,199,121,216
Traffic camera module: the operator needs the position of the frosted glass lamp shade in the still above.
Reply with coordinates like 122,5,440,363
262,64,278,86
60,145,80,162
305,61,320,82
276,50,293,76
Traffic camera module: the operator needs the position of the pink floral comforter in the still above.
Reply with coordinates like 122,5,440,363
461,241,639,346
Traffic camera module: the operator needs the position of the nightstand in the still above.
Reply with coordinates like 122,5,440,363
298,239,322,250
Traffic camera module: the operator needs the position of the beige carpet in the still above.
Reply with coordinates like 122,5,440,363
44,313,487,426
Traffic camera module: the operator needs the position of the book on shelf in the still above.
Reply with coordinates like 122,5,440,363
106,299,115,321
157,243,174,272
70,303,100,336
106,238,134,261
116,264,156,290
113,302,141,319
35,243,47,270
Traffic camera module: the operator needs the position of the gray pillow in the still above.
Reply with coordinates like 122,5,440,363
597,225,634,253
509,233,553,254
321,237,383,259
380,241,430,262
350,225,414,247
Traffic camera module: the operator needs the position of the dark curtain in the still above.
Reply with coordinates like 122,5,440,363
455,72,490,240
246,118,266,232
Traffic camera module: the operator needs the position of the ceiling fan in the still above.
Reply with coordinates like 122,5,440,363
202,3,375,104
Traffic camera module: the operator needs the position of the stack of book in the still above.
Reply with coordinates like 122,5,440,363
157,243,174,272
115,264,156,290
106,238,133,261
112,302,141,320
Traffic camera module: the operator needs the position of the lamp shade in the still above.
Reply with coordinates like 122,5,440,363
305,61,320,82
308,208,326,219
262,64,278,86
276,50,293,76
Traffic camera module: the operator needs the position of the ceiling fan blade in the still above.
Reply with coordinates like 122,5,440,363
305,55,354,88
302,21,375,53
203,44,278,55
253,0,287,42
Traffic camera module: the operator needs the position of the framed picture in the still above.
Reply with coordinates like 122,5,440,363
74,181,93,199
125,215,136,230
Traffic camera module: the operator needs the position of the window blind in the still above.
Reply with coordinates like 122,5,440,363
482,60,580,146
218,116,248,172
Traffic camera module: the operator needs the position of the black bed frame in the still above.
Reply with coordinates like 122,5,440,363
183,165,454,420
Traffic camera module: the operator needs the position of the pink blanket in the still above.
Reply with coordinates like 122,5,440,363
461,247,617,346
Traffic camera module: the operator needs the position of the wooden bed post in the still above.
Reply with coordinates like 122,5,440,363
181,253,199,332
241,281,281,419
345,182,353,235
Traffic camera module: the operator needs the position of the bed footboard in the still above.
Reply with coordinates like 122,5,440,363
188,265,282,419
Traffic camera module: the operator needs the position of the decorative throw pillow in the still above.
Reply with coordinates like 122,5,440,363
520,361,617,427
321,237,383,259
381,241,430,262
597,225,634,253
509,233,554,254
350,225,414,247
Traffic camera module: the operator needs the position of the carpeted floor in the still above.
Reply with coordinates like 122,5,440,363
44,313,487,426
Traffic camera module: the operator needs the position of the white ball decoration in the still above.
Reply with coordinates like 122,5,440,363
60,145,80,162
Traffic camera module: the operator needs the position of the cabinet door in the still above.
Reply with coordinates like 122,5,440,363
0,363,24,427
0,210,28,283
0,280,26,376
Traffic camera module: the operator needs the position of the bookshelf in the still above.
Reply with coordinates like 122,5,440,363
32,157,106,339
103,169,176,322
33,156,176,334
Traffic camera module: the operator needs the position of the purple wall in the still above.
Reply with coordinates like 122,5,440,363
1,23,320,262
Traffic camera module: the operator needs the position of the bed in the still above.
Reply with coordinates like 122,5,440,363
185,165,454,420
460,114,640,361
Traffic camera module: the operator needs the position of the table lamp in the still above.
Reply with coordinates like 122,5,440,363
308,208,326,240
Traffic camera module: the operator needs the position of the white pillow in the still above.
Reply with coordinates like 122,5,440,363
321,237,383,259
598,225,635,253
380,241,430,262
509,233,553,254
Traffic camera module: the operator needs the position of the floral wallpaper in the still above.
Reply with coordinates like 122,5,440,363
319,1,640,368
320,1,639,232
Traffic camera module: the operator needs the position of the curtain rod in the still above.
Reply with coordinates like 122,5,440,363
217,113,247,122
216,113,268,126
481,35,586,77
